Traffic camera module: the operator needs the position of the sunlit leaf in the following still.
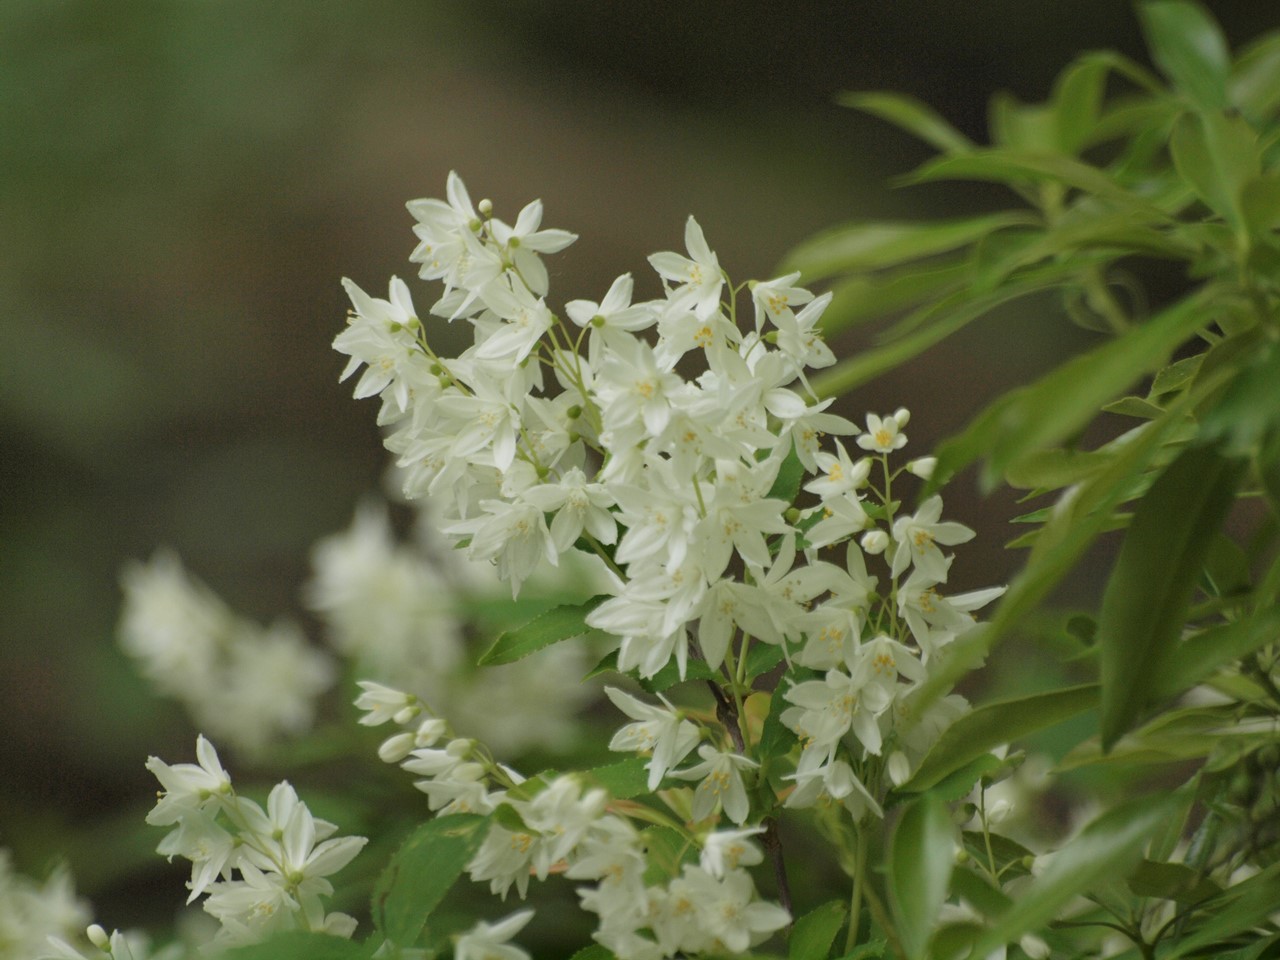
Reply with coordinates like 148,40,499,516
1098,444,1244,749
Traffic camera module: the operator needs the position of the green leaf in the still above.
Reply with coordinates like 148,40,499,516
766,442,805,505
922,753,1005,805
1002,446,1113,490
789,899,848,960
837,91,974,154
1102,395,1165,419
1127,859,1222,903
902,685,1097,793
642,655,716,693
1199,340,1280,454
818,261,967,335
969,792,1181,958
1231,32,1280,118
780,213,1031,282
219,933,373,960
1098,444,1244,749
812,261,1079,399
903,150,1163,214
1170,111,1260,227
371,814,492,947
1157,606,1280,699
743,642,785,682
568,945,617,960
1241,174,1280,237
1150,354,1204,397
950,867,1013,919
1161,862,1280,959
584,757,650,799
1051,54,1112,154
931,291,1210,492
641,825,693,882
478,595,605,666
1138,1,1231,110
888,793,955,960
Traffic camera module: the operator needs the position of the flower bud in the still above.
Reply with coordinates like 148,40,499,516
478,198,493,217
392,703,421,726
893,407,911,428
378,733,416,764
907,457,936,480
87,925,110,950
861,529,889,555
415,717,447,747
1020,934,1050,960
446,738,474,758
887,751,911,787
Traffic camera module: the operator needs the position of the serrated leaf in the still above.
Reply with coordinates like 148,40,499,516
780,213,1031,282
789,899,848,960
930,291,1210,493
478,596,606,666
1098,444,1244,749
837,91,974,154
641,825,693,882
902,685,1098,793
219,933,373,960
888,794,955,960
585,757,650,799
1138,0,1231,110
372,814,492,947
969,792,1181,958
920,753,1005,805
744,642,785,682
766,442,805,505
643,656,716,693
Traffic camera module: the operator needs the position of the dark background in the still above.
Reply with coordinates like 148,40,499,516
1,0,1274,931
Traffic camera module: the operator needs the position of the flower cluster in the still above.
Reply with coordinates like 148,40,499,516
336,173,1003,819
143,736,366,949
357,682,790,960
118,553,333,757
0,851,89,959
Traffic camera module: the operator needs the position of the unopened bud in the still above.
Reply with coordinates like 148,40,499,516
785,507,802,524
392,704,421,726
1020,934,1050,960
887,751,911,787
87,925,110,950
478,198,493,217
415,717,447,747
446,738,474,758
378,732,416,764
893,407,911,428
861,529,889,555
954,848,969,865
566,404,582,420
907,457,936,480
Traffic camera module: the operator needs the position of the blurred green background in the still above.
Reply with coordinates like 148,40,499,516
1,0,1273,932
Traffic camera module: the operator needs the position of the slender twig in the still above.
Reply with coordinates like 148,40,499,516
762,816,793,918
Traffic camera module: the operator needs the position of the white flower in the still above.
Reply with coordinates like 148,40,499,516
454,909,535,960
750,272,814,329
488,198,577,296
856,411,908,453
145,735,232,827
353,680,419,727
604,687,701,790
564,273,657,366
673,745,758,824
889,495,975,581
647,216,724,320
521,467,617,552
699,826,765,878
